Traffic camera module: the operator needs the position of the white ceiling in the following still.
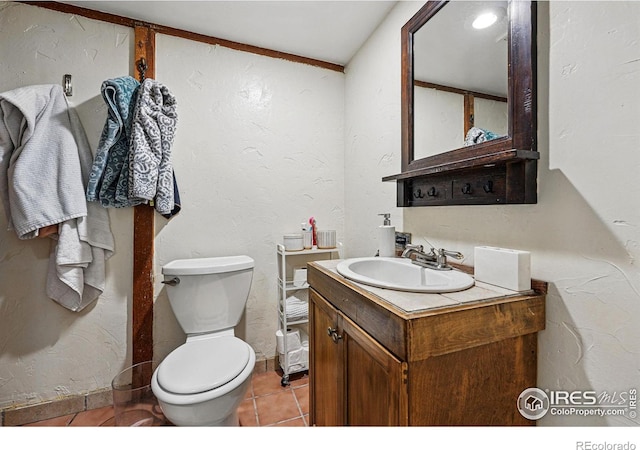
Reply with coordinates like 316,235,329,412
414,1,508,96
62,1,398,65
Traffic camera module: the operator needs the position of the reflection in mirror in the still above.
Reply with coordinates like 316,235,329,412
413,1,508,160
386,0,537,206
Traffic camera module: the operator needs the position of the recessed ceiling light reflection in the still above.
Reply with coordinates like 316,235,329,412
472,12,498,30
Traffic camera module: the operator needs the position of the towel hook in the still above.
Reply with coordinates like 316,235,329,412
63,74,73,96
137,57,147,82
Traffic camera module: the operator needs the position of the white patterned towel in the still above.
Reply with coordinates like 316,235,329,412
128,78,178,216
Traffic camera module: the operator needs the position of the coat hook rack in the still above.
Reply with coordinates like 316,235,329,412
137,57,147,82
63,74,73,96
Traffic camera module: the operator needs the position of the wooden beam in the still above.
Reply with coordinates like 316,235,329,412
464,93,474,135
22,1,344,73
132,26,156,366
414,79,507,103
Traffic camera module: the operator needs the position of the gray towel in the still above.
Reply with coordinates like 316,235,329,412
128,78,178,216
0,84,87,238
46,106,115,311
0,84,114,311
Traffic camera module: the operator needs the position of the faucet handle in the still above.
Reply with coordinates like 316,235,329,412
439,248,463,260
405,243,424,251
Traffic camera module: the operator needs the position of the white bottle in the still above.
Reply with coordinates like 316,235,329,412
377,213,396,257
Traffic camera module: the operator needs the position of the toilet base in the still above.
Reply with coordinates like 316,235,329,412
154,367,252,426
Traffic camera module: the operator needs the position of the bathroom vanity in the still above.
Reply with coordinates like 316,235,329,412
307,260,546,426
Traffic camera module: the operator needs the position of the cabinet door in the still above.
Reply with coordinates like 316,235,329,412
341,314,408,426
309,289,343,426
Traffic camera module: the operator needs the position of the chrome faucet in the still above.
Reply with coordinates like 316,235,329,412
401,244,463,271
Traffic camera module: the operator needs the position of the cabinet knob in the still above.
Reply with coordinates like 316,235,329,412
461,183,472,195
327,327,343,343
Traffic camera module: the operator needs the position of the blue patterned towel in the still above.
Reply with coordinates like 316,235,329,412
128,78,178,216
464,127,502,146
86,76,142,208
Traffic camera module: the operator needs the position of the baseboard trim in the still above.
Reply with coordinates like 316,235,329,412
1,357,277,426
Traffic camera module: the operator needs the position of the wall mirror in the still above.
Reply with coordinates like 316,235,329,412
384,0,538,207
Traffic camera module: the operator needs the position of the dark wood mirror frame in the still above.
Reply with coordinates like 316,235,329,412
383,0,538,207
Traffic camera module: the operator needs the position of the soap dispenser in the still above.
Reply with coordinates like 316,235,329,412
377,213,396,257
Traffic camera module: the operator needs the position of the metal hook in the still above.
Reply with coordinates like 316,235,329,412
63,74,72,96
137,57,147,81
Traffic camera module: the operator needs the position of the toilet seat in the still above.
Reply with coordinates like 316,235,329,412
156,336,250,395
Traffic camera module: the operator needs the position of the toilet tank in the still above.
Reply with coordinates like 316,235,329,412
162,256,254,335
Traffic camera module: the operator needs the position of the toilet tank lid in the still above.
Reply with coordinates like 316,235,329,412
162,255,254,276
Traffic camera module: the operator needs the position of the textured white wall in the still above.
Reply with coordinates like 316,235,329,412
414,88,508,159
0,2,344,408
474,97,507,136
153,34,345,363
0,2,134,408
343,2,420,259
345,1,640,426
3,1,638,427
414,87,465,158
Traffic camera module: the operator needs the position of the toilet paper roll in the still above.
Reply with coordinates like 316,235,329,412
276,328,301,354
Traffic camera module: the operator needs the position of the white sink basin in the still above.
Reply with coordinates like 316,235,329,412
336,257,474,293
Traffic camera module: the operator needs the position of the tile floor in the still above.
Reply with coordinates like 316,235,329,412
20,370,309,427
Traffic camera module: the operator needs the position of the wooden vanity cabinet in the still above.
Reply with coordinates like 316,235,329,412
308,261,546,426
309,289,408,426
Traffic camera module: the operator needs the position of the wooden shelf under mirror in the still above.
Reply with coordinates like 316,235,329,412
384,0,538,206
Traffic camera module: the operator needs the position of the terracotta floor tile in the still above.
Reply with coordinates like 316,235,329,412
251,371,288,397
255,390,301,426
15,371,308,427
244,383,254,399
289,373,309,388
69,406,114,426
22,413,75,427
238,398,258,426
270,417,306,427
293,385,309,415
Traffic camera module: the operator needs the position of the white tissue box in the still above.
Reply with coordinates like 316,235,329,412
293,268,307,287
474,246,531,292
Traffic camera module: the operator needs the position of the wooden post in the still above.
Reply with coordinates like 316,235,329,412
464,92,474,136
132,25,156,367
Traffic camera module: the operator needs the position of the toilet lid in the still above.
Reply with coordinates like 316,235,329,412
156,336,250,395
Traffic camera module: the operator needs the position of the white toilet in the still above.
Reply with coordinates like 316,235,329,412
151,255,256,426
